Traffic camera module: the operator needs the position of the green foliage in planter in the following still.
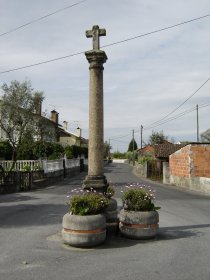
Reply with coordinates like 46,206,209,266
122,188,158,211
104,186,115,199
67,193,110,216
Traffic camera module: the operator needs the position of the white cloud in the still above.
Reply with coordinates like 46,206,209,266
1,0,210,151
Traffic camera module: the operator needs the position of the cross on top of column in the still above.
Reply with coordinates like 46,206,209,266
86,25,106,50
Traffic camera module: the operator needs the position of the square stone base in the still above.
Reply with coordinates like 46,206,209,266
83,175,109,193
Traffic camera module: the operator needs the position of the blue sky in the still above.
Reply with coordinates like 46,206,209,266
1,0,210,151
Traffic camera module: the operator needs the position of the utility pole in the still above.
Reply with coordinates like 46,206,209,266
132,129,135,166
108,138,111,160
140,125,143,149
197,104,199,142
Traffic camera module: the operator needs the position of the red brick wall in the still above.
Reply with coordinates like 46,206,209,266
191,145,210,178
170,145,190,177
170,144,210,178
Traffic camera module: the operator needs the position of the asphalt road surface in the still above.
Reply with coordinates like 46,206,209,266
0,163,210,280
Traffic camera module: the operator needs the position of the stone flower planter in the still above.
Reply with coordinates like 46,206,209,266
105,198,118,222
62,213,106,247
119,209,159,239
104,198,119,233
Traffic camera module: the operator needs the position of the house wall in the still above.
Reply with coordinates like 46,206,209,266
169,144,210,194
59,136,77,147
135,162,147,178
191,145,210,177
163,162,170,184
170,145,191,178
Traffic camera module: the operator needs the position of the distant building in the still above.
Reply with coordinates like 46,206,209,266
0,99,88,147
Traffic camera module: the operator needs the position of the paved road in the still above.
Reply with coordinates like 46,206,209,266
0,163,210,280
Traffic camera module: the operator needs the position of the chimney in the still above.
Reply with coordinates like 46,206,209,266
76,127,81,138
63,121,68,130
51,110,59,124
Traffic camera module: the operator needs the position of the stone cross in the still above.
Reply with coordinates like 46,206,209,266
86,25,106,50
83,25,108,193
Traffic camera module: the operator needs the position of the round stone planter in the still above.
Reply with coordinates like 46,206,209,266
62,213,106,247
105,198,118,222
119,209,159,239
105,198,119,233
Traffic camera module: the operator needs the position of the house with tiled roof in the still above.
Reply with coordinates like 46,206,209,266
154,142,187,162
137,141,186,161
137,141,187,178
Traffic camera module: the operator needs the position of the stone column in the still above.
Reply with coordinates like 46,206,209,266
83,25,108,193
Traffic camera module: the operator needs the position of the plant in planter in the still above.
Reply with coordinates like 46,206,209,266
119,184,160,239
62,189,110,247
104,186,115,199
104,186,118,230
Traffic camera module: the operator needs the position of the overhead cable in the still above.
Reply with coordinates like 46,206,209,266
0,0,89,37
102,14,210,48
142,102,210,131
108,103,210,140
0,14,209,74
144,76,210,129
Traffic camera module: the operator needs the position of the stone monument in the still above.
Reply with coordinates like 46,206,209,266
83,25,108,193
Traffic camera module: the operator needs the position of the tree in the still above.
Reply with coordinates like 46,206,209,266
0,141,12,160
200,129,210,142
147,130,168,145
128,138,138,152
0,80,44,164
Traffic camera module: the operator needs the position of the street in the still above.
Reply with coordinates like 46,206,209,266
0,163,210,280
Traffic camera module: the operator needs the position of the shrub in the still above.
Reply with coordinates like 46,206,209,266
22,164,31,172
32,141,64,159
104,186,115,199
0,141,13,160
121,185,160,211
64,145,88,159
112,152,127,159
67,192,110,216
138,156,154,165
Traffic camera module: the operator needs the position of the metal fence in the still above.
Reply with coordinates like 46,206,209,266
0,171,33,193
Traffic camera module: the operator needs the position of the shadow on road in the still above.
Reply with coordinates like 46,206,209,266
0,203,66,227
157,223,210,240
0,193,39,203
92,223,210,249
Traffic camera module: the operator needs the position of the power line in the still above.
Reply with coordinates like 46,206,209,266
109,133,131,141
111,139,129,144
102,14,210,48
0,50,85,74
0,0,89,37
144,76,210,129
109,103,210,142
143,102,210,131
200,102,210,109
0,14,209,74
